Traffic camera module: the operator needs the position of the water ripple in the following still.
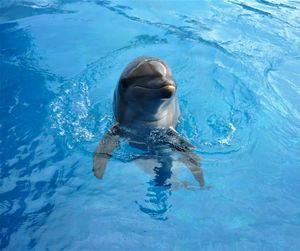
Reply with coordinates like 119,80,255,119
1,0,300,250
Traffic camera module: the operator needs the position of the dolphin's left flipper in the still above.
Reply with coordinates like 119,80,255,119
93,124,120,179
179,151,205,187
163,128,205,187
165,127,196,151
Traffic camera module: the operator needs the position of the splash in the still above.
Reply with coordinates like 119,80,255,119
50,80,95,148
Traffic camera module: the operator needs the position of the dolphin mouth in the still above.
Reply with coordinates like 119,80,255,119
133,84,175,100
134,85,175,90
134,81,176,90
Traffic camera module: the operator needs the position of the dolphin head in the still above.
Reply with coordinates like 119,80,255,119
119,57,176,100
118,57,176,100
114,57,178,125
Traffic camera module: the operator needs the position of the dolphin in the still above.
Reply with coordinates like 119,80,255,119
93,56,205,187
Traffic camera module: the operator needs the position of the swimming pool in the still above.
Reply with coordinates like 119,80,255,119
1,0,300,250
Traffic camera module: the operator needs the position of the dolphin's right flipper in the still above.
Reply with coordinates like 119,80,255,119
93,124,121,179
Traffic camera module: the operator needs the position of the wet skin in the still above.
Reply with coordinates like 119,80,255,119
93,57,205,187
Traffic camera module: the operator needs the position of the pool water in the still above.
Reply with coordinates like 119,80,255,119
1,0,300,250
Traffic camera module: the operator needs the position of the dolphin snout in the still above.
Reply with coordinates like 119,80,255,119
162,79,175,87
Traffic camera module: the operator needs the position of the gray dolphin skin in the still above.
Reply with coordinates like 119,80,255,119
93,56,205,187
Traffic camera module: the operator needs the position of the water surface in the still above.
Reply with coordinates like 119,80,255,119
1,0,300,250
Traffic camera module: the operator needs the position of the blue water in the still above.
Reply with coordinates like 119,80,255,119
1,0,300,250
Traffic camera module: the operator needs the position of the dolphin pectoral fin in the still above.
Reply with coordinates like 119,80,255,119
93,124,120,179
179,151,205,187
165,128,196,151
165,129,205,187
177,151,205,187
93,152,112,179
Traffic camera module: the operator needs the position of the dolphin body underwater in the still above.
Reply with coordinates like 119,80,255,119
93,57,205,187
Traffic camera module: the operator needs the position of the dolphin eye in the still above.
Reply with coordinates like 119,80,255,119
121,79,131,89
121,77,150,88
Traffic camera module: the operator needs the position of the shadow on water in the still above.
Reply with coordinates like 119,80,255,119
136,155,173,221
